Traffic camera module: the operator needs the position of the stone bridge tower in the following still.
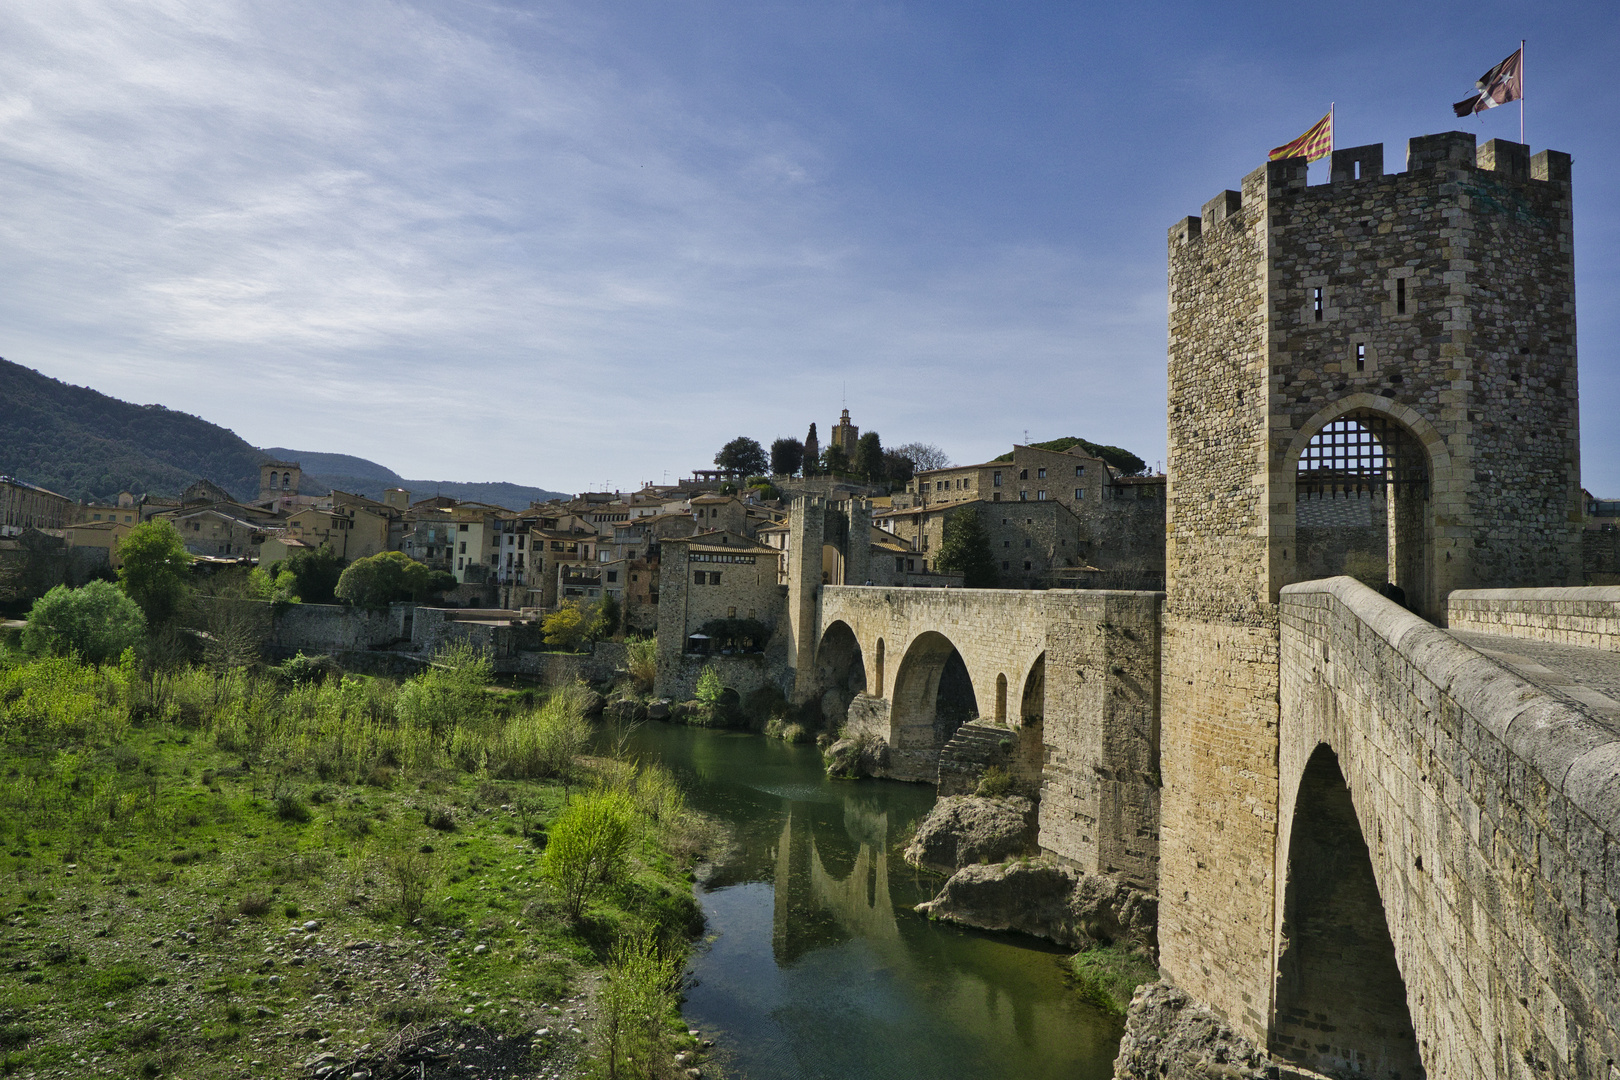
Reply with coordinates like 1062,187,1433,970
1160,133,1580,1043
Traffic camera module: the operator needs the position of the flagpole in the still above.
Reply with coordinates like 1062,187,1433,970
1519,39,1525,144
1330,102,1335,153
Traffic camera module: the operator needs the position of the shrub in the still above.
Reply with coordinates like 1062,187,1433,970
624,637,657,694
396,643,492,737
595,928,682,1080
694,666,724,709
1069,943,1160,1016
542,789,636,920
975,765,1015,799
492,691,590,790
21,582,146,664
237,894,271,916
384,843,439,922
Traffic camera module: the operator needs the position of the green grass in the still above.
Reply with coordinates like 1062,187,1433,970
1068,944,1160,1016
0,652,709,1079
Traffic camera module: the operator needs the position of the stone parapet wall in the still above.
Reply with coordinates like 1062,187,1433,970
1448,586,1620,652
1280,576,1619,1079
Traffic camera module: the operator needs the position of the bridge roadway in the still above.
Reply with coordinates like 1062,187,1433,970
1450,629,1620,730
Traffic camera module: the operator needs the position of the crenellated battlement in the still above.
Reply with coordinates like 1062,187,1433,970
1171,131,1572,246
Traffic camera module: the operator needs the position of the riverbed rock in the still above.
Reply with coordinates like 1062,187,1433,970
606,697,648,722
903,795,1036,873
1112,981,1274,1079
579,689,606,718
914,858,1156,953
823,736,890,779
647,699,671,720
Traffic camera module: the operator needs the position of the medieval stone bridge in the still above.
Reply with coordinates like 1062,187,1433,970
805,579,1620,1078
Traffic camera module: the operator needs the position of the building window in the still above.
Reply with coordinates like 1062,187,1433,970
1037,468,1046,479
1356,343,1366,371
1019,469,1028,480
1019,491,1027,501
1002,560,1010,570
1003,540,1011,548
517,536,525,549
895,556,905,571
907,559,916,571
457,557,463,569
1075,465,1084,476
1396,277,1407,314
1023,561,1032,571
460,523,468,531
710,572,722,586
606,571,617,583
1312,286,1323,321
459,541,466,554
1024,539,1031,548
1037,490,1047,500
993,471,1002,487
727,606,736,618
1075,488,1085,500
992,492,1001,502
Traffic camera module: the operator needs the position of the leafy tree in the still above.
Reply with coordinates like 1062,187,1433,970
934,506,998,588
770,437,804,477
246,565,300,603
854,431,885,482
882,449,916,486
543,598,606,650
803,423,820,476
820,444,851,475
22,581,145,663
598,593,621,637
334,551,452,610
894,442,951,473
695,664,725,708
714,436,768,477
277,545,347,604
116,520,193,626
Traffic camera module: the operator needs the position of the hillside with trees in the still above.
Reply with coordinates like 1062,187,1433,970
0,359,567,508
0,357,268,501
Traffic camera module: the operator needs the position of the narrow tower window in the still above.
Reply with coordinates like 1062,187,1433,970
1396,278,1407,314
1356,344,1366,372
1312,287,1324,321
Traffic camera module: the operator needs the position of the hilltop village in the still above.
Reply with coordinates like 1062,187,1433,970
0,411,1174,690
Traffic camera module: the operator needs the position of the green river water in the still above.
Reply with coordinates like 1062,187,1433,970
618,723,1123,1080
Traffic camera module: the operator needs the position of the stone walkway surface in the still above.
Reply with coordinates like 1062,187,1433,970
1450,629,1620,732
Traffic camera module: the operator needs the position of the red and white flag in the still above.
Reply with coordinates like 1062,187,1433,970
1454,47,1522,117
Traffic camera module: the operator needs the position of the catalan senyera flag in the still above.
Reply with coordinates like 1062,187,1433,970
1269,111,1333,163
1453,46,1523,117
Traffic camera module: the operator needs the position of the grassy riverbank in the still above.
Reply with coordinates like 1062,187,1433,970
0,645,714,1080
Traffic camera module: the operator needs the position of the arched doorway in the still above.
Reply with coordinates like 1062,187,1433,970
814,621,866,730
889,632,980,776
1293,409,1430,615
1272,744,1424,1078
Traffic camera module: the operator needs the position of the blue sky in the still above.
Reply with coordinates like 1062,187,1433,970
1,1,1616,494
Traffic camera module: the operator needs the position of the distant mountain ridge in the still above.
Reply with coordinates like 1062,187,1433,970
0,358,568,510
261,448,568,510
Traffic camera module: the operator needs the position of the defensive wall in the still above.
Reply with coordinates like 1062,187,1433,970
1277,577,1619,1079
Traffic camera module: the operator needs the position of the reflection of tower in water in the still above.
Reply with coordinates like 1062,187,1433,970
769,800,901,965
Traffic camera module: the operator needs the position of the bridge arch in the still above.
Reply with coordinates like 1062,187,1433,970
889,630,979,771
813,620,867,727
1280,395,1449,619
1019,651,1045,725
1272,742,1423,1078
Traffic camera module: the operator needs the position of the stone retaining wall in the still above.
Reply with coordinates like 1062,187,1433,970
1448,586,1620,652
1280,576,1619,1079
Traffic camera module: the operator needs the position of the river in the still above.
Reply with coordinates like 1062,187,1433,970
616,722,1124,1080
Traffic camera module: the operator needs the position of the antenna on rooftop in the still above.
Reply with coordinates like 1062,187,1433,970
1023,429,1029,444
